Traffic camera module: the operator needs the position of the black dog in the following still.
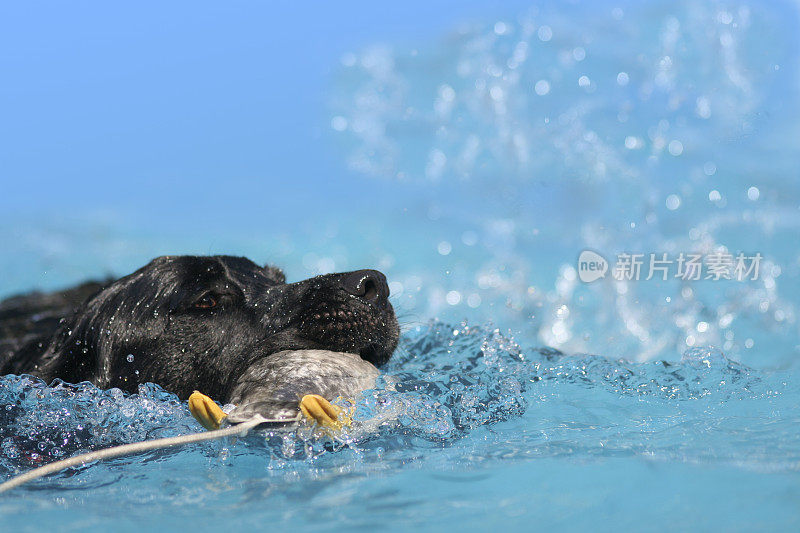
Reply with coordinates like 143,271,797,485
0,256,399,403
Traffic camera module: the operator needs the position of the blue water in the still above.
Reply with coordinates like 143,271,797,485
1,1,799,530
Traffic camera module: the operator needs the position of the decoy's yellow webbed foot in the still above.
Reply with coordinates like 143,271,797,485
189,391,353,432
300,394,352,431
188,391,228,430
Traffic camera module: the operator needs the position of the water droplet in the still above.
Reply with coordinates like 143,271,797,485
625,136,643,149
461,231,478,246
537,25,552,42
534,80,550,95
717,11,733,24
696,97,711,119
666,194,681,210
489,86,504,101
467,294,482,308
668,140,683,156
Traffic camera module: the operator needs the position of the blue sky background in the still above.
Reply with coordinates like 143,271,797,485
1,1,534,231
1,1,798,366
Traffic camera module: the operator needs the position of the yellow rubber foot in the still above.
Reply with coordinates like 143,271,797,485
188,391,228,430
299,394,351,430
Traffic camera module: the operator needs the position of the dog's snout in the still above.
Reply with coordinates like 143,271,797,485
341,269,389,303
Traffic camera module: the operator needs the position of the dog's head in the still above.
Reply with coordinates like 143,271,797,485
38,255,399,400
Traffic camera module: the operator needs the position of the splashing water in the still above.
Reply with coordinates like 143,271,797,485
1,322,798,529
330,0,800,366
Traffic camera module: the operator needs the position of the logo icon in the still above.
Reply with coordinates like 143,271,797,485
577,250,608,283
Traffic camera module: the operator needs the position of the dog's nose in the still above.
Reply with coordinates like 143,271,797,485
341,270,390,303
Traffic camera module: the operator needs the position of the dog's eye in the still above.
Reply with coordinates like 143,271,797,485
194,294,218,309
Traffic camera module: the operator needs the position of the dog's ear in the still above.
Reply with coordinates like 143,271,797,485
37,271,170,387
263,264,286,284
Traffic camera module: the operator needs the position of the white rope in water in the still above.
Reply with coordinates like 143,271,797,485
0,414,300,494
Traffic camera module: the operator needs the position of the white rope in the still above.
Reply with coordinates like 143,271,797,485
0,414,300,494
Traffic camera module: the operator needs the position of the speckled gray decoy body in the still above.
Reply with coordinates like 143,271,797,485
226,349,379,425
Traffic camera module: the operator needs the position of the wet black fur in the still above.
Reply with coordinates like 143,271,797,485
0,256,399,401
